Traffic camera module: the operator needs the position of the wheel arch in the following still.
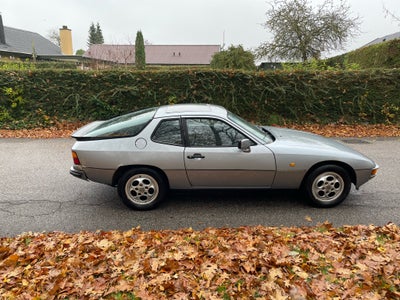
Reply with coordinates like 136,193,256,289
112,165,170,188
301,161,356,189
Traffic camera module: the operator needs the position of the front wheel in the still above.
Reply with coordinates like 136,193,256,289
304,165,351,207
118,168,167,210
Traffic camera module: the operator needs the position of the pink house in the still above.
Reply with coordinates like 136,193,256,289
84,44,220,65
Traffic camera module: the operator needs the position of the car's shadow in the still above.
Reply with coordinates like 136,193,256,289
159,189,307,210
81,186,356,230
150,189,313,229
91,185,307,210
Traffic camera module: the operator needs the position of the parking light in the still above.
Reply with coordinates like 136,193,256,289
371,166,379,177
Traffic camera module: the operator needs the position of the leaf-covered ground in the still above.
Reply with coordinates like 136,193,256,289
0,123,399,138
1,223,399,299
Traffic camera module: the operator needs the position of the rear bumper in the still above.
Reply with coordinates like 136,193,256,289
70,166,88,181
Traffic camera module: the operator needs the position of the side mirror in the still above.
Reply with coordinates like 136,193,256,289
238,139,251,153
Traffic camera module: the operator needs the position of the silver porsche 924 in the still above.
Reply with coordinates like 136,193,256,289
70,104,378,210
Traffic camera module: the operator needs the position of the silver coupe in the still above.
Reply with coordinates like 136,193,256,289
70,104,378,210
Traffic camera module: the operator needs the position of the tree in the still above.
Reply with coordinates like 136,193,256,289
135,30,146,69
95,23,104,44
210,45,256,70
75,49,85,56
87,22,104,46
87,23,96,46
257,0,360,62
47,28,60,46
384,5,400,24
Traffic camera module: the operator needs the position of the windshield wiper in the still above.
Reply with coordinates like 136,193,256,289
259,126,275,142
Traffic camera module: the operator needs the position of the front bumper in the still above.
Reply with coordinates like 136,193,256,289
70,166,88,181
355,164,379,189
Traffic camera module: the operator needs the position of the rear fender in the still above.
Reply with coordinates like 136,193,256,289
112,165,170,188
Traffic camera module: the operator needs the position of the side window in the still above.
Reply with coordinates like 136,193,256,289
152,119,183,146
186,118,248,147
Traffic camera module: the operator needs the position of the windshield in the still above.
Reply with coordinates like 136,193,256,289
84,108,156,138
228,112,274,143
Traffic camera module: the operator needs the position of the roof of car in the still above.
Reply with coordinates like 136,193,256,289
154,104,227,118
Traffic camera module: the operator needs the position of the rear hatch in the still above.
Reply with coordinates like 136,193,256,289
71,121,105,140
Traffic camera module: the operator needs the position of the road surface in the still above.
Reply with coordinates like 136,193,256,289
0,137,399,236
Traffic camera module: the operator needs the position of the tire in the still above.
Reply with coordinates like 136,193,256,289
304,165,351,208
117,168,166,210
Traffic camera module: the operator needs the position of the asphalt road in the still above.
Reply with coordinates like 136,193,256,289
0,137,399,237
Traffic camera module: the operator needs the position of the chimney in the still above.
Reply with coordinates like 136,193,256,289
59,25,73,55
0,14,6,44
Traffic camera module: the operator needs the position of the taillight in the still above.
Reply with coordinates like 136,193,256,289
72,151,81,165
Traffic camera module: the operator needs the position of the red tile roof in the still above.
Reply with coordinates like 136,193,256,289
84,44,220,65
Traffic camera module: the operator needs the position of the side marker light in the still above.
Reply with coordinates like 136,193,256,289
371,167,379,176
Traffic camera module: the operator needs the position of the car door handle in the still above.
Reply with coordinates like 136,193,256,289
187,153,205,160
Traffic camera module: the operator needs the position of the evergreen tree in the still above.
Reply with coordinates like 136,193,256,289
135,31,146,69
95,22,104,44
87,23,96,46
87,22,104,46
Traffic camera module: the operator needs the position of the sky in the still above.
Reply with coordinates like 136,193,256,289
2,0,400,58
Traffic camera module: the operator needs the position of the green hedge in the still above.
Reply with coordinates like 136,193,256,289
327,39,400,69
0,60,79,70
0,69,399,129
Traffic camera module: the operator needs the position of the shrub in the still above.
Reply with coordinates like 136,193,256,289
0,69,398,129
326,39,400,69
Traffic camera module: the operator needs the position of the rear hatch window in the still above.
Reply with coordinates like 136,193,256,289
76,108,156,140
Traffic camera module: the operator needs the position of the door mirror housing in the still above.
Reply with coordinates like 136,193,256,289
238,139,251,153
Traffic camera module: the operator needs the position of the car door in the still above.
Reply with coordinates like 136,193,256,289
183,118,276,188
150,118,189,189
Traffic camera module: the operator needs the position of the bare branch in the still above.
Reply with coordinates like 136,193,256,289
47,28,60,46
383,5,400,23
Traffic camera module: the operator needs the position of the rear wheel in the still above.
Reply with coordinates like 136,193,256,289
118,168,166,210
304,165,351,207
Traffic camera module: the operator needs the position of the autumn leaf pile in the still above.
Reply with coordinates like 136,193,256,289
1,223,399,299
288,124,400,138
